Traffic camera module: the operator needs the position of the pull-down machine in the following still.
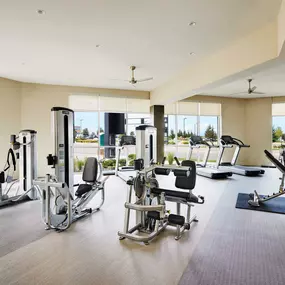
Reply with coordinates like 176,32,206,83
0,130,38,206
216,135,265,176
34,107,109,231
187,135,232,179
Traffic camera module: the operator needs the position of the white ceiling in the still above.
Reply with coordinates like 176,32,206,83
0,0,282,91
200,62,285,98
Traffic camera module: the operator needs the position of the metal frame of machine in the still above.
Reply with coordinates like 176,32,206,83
117,160,204,244
0,130,38,207
248,150,285,206
33,107,109,231
118,125,204,245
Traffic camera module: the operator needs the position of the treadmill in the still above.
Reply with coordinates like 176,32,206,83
187,136,232,179
216,135,265,176
114,135,136,181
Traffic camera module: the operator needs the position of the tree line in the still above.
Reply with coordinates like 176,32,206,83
168,124,217,140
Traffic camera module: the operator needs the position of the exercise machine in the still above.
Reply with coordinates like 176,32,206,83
216,135,265,176
248,150,285,206
0,130,38,207
115,135,136,181
187,135,232,179
118,158,204,244
118,125,204,244
33,107,109,231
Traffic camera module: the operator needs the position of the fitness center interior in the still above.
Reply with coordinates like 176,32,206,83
1,1,285,285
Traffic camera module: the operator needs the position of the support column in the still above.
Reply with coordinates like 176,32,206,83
150,105,164,163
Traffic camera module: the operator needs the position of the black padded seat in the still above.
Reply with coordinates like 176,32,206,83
75,157,98,197
152,188,199,203
75,184,92,197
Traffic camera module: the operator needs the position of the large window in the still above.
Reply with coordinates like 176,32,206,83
69,94,150,170
272,103,285,158
164,102,221,162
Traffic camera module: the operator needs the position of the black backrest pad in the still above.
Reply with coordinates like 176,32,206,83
175,160,196,190
82,157,98,183
264,150,285,174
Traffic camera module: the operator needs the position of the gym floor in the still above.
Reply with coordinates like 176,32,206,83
0,169,284,285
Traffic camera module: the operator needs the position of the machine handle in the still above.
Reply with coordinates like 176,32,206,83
173,169,189,177
174,157,180,166
161,157,166,165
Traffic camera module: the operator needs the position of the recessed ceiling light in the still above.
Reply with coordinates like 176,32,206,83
37,9,46,15
189,52,196,56
188,21,196,26
95,44,100,48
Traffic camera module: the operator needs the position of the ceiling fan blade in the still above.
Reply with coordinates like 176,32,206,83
110,78,130,82
229,91,246,96
251,86,257,92
252,91,265,95
136,77,153,83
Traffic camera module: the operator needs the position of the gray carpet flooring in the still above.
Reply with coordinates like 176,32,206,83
179,187,285,285
0,200,50,258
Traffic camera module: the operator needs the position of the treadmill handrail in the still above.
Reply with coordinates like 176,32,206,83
232,137,250,147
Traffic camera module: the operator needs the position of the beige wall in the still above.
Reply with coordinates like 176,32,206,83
244,98,273,166
20,83,149,175
187,95,280,166
0,78,21,172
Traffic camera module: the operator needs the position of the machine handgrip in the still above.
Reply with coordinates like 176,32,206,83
173,169,189,177
155,168,170,175
174,157,180,166
161,157,166,165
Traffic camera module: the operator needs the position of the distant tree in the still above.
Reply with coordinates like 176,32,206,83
90,132,96,139
169,129,175,140
177,129,183,138
204,125,217,140
275,127,283,141
130,131,135,136
82,128,89,138
183,130,187,138
272,126,278,142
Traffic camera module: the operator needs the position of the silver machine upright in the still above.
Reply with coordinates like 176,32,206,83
118,125,204,245
34,107,109,231
0,130,38,207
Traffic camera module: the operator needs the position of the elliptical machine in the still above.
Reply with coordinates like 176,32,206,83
34,107,109,231
0,130,38,207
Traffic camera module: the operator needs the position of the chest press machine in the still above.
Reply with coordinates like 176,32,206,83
118,125,204,245
0,130,38,207
34,107,109,231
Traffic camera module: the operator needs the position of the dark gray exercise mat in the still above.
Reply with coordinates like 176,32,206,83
179,190,285,285
0,201,50,258
236,193,285,214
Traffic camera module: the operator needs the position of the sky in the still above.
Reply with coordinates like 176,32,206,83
75,112,218,136
168,115,218,135
273,116,285,131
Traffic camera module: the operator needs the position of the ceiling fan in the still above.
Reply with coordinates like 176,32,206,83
112,66,153,86
230,78,265,96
